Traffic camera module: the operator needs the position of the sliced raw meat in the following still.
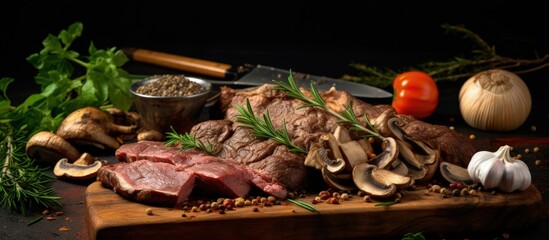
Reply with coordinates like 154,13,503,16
97,160,195,206
113,141,288,198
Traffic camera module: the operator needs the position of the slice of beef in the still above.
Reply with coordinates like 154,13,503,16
114,141,288,198
97,160,195,207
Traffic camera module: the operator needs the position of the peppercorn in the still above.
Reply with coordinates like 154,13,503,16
136,75,205,97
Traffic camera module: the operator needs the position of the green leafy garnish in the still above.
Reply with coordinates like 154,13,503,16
1,22,133,214
0,125,61,214
26,215,44,226
287,198,319,213
234,99,306,154
165,127,216,155
273,71,381,140
374,201,398,207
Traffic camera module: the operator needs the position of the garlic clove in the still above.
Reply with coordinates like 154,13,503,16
476,157,504,189
467,151,494,182
500,160,531,192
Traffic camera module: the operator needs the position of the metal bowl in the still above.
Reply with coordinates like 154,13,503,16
130,76,212,134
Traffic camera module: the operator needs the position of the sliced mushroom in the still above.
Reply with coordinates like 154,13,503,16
53,153,103,181
26,131,81,165
439,162,476,185
387,117,438,165
322,165,356,191
390,159,409,176
333,125,352,143
353,163,412,198
304,144,346,174
357,139,374,156
370,109,397,137
339,141,369,171
385,117,439,182
369,137,398,169
56,107,138,150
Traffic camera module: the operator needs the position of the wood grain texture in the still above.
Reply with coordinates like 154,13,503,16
85,181,543,240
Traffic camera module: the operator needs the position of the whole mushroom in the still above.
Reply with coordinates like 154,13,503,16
56,107,139,150
26,131,81,165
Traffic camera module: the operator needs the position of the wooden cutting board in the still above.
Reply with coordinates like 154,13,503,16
85,181,543,240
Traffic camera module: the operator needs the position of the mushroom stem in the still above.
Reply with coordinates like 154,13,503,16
74,153,96,166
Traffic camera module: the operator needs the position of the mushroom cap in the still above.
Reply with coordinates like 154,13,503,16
369,137,398,169
26,131,81,165
439,162,476,185
321,165,356,191
53,156,102,181
353,163,412,198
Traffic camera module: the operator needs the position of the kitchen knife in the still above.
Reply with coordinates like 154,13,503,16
123,48,392,98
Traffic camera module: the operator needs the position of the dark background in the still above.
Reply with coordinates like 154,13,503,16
1,1,547,102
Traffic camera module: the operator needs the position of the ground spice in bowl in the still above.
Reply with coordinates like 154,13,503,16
129,74,212,134
136,75,206,97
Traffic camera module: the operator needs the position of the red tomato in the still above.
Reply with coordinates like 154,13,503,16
392,71,438,119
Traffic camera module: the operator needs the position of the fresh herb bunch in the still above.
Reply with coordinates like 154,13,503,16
0,125,60,214
234,99,306,154
1,22,132,214
165,128,217,155
342,24,549,88
273,72,381,140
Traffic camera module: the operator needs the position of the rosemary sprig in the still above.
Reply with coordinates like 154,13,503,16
343,24,548,88
26,215,44,226
0,125,61,215
273,72,382,140
165,127,216,155
287,198,319,213
234,99,306,154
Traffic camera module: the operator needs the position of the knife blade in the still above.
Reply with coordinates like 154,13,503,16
123,48,392,98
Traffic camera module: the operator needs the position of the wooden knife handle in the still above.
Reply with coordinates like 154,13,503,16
123,48,234,79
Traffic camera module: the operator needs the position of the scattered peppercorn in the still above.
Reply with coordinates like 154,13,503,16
146,208,153,215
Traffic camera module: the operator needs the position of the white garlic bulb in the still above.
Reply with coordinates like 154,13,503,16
467,145,531,193
459,69,531,131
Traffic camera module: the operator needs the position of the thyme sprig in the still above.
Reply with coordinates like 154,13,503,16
165,128,216,155
234,99,306,154
342,24,548,88
273,72,382,140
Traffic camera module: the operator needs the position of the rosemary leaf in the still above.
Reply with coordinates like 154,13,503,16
374,201,397,207
26,215,44,226
234,99,306,153
165,127,216,155
287,198,319,213
273,72,382,140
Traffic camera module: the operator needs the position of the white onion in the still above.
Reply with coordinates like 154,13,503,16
459,69,531,131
